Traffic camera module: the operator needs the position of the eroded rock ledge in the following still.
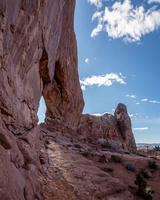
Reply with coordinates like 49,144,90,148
0,0,136,199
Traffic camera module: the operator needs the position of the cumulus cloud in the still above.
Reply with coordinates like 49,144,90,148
80,72,126,90
126,94,137,98
90,0,160,42
133,127,149,131
85,58,90,64
88,0,102,7
148,0,160,4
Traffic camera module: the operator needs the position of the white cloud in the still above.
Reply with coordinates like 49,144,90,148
141,98,160,104
136,102,140,105
91,23,103,37
92,112,108,116
85,58,90,64
129,113,141,118
148,100,160,104
90,0,160,42
81,85,86,91
141,98,148,102
126,94,137,98
91,11,104,37
134,127,149,131
88,0,102,7
80,72,126,90
148,0,160,4
129,113,134,118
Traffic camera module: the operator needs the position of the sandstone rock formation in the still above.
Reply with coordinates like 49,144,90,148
0,0,83,133
0,0,83,199
41,124,160,200
0,0,138,199
78,103,136,152
115,103,136,152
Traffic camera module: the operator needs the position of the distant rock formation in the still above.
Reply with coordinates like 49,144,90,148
115,103,136,152
78,103,136,152
0,0,136,199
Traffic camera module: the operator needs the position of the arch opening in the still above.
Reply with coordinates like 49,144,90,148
38,47,50,124
37,96,46,124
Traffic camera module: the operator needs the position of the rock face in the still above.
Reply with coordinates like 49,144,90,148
0,0,83,134
0,0,136,199
114,103,136,152
0,0,83,199
78,103,136,152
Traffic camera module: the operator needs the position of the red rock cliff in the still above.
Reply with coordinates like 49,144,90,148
0,0,136,199
0,0,83,199
0,0,84,133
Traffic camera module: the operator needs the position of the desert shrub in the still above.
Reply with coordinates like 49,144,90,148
125,163,136,172
110,155,122,163
135,173,147,194
140,169,152,179
135,171,154,200
102,142,112,149
154,146,160,151
148,160,158,170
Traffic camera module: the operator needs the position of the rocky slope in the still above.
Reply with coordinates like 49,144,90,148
1,0,159,200
41,128,160,200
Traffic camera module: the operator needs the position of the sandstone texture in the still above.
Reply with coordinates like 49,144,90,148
1,0,157,200
114,103,136,152
0,0,83,133
0,0,83,199
78,103,136,152
41,125,160,200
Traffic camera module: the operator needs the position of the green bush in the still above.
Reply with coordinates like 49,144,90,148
148,160,158,170
125,163,136,172
154,146,160,151
140,169,152,179
135,170,154,200
110,155,122,163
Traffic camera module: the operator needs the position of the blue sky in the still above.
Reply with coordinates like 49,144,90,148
75,0,160,143
38,0,160,143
